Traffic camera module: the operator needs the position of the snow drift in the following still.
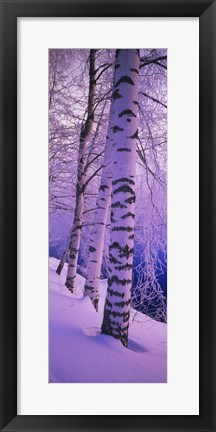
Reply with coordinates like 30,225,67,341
49,257,167,383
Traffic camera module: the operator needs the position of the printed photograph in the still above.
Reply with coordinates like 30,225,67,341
49,49,167,383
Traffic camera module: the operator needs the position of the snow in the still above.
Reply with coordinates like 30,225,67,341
49,257,167,383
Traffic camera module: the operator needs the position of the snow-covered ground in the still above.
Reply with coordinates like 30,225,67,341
49,257,167,383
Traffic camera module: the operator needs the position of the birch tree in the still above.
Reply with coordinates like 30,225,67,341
65,49,97,291
84,113,113,310
101,49,140,347
49,49,90,262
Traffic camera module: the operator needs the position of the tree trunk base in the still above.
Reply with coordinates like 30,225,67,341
56,262,64,275
56,249,68,275
84,286,99,312
101,327,128,348
101,311,129,348
65,279,75,293
91,297,99,312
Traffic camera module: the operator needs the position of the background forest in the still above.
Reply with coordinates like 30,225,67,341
49,48,167,381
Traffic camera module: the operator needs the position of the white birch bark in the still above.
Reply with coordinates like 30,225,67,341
65,49,96,292
101,49,139,347
84,116,113,311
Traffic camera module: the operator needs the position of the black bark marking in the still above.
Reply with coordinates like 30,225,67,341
128,234,134,240
130,68,139,74
133,100,139,105
110,242,134,259
112,89,123,100
113,184,135,195
112,177,135,186
121,211,135,219
109,253,122,265
85,284,93,291
107,287,125,298
114,263,133,271
74,225,83,231
112,125,123,133
127,129,139,139
111,201,127,209
106,298,113,308
115,76,135,88
92,297,99,312
69,254,76,260
118,109,136,118
69,247,79,252
111,211,115,223
99,184,109,192
89,246,96,253
110,241,121,250
114,300,131,308
112,226,134,232
125,195,136,204
110,321,129,332
117,148,131,152
115,63,121,70
108,310,130,321
119,244,134,259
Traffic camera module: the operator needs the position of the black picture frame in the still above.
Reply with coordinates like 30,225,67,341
0,0,215,431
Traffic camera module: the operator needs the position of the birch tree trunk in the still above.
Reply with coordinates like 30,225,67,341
65,49,96,292
56,248,69,275
84,115,113,311
101,49,139,347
